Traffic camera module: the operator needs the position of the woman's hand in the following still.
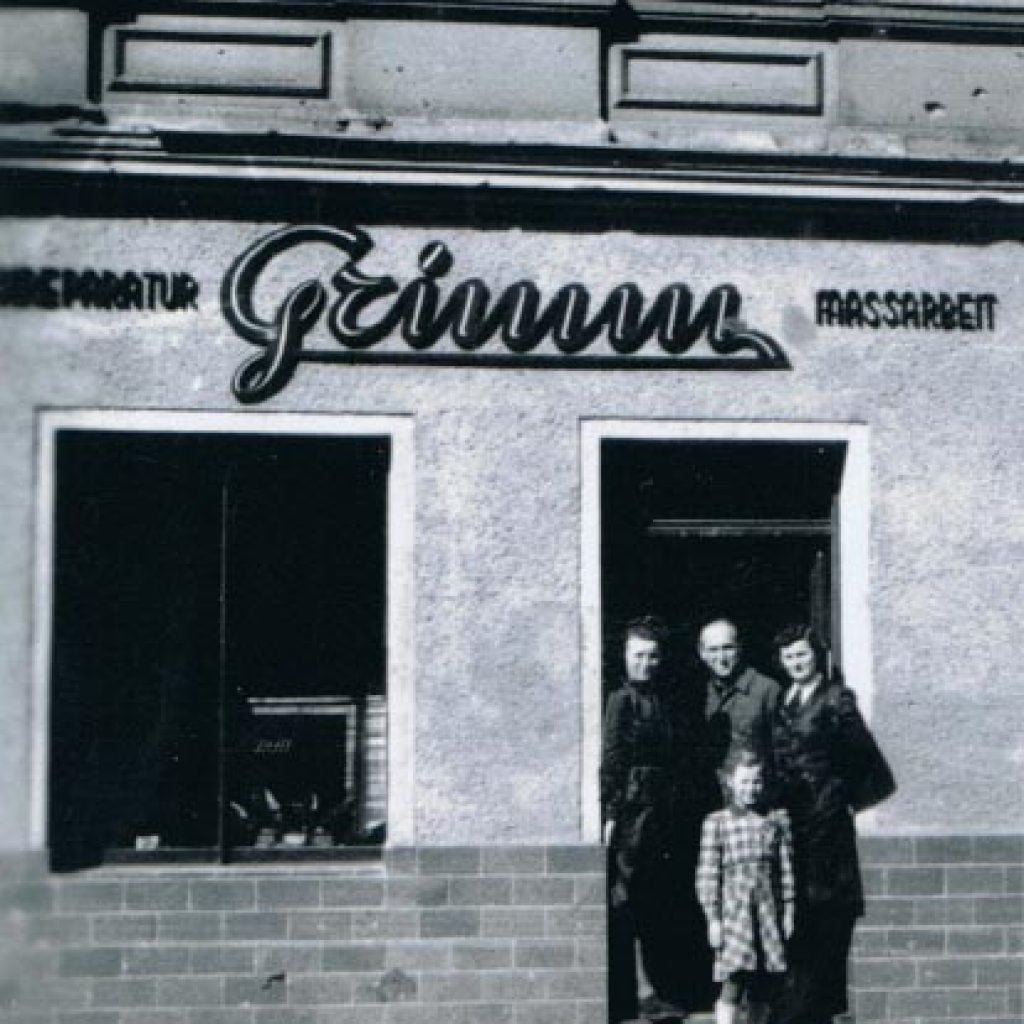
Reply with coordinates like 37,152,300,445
707,919,723,949
783,903,795,940
611,878,629,908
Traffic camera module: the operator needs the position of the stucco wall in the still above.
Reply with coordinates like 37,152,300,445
1,217,1022,849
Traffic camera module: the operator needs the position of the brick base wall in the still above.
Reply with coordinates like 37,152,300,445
0,838,1020,1024
851,836,1023,1024
0,846,605,1024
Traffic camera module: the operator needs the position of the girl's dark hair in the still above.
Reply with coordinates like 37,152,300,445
772,622,828,675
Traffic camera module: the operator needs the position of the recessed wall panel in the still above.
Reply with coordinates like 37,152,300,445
109,28,331,98
616,47,824,116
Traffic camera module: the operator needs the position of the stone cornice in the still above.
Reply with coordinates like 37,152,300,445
3,128,1024,234
622,0,1024,42
10,0,1024,39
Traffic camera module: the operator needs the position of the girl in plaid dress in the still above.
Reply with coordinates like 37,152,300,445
697,752,795,1024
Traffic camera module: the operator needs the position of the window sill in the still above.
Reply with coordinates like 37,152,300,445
95,845,385,872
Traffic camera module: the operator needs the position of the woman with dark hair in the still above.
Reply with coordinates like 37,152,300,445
601,615,691,1022
769,624,895,1024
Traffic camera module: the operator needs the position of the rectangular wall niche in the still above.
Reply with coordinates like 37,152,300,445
108,27,331,98
615,48,824,115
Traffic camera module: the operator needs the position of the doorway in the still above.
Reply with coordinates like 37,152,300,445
580,421,870,1022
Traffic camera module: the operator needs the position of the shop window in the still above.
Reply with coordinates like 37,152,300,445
48,429,389,869
601,438,846,678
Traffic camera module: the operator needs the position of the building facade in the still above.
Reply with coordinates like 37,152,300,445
1,1,1023,1021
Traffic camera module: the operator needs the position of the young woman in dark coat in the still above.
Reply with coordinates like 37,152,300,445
601,616,704,1021
769,624,896,1024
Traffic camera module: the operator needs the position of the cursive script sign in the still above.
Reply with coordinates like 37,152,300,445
221,225,790,403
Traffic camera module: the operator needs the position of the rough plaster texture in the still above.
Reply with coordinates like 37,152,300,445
345,21,600,121
0,219,1022,849
839,40,1024,132
0,10,87,105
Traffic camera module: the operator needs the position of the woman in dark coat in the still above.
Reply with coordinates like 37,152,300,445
601,616,700,1021
769,624,895,1024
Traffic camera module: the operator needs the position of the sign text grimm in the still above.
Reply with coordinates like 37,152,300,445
221,225,790,404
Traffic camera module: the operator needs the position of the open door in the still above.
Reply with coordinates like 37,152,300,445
599,438,847,1020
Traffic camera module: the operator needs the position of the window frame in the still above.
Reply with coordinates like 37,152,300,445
31,409,415,856
580,418,870,844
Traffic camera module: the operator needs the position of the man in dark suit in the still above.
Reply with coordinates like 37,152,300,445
696,618,782,794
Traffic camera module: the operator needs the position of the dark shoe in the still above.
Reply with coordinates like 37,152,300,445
637,995,688,1021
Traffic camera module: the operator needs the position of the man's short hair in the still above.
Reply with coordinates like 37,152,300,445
699,617,740,643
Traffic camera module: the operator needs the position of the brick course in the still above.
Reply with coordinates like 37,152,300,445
0,837,1020,1023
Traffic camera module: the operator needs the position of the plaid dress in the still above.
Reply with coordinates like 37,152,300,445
696,806,795,982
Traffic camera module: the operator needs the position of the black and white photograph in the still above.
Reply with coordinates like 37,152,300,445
0,2,1022,1023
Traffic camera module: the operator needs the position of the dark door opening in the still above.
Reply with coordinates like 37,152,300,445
602,440,845,679
600,438,846,1020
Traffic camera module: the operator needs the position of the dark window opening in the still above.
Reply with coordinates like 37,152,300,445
49,430,388,870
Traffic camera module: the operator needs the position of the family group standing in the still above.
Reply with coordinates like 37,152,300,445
601,616,895,1024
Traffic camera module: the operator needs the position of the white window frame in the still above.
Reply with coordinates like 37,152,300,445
580,419,870,844
31,409,415,851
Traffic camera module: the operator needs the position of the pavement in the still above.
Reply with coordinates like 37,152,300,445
620,1014,715,1024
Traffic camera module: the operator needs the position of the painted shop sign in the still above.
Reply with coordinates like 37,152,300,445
221,225,790,404
0,266,199,312
815,289,997,331
0,226,1005,407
